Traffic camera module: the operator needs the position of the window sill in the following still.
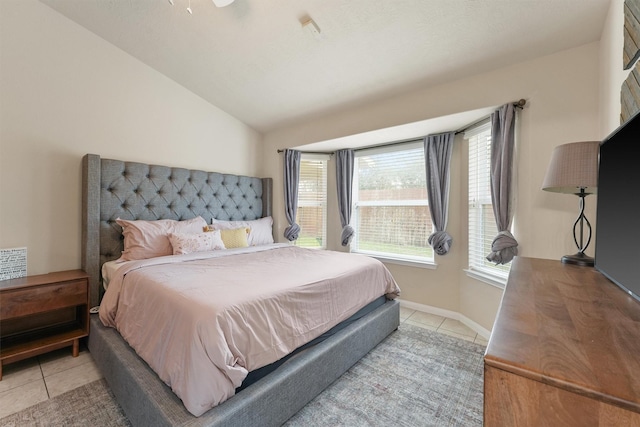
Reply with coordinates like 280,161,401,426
355,252,437,270
464,268,507,289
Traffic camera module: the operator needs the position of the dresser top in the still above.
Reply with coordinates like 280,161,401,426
485,257,640,412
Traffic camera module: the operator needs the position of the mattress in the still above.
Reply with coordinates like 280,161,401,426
100,245,286,289
237,294,387,391
99,245,400,416
101,259,128,290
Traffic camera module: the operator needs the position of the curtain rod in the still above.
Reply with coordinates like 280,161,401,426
277,99,527,153
276,149,333,155
276,137,423,155
455,99,526,135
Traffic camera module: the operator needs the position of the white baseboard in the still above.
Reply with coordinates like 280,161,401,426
397,299,491,339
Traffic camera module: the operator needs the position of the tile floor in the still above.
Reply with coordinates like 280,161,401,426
0,306,488,419
400,306,489,346
0,346,102,419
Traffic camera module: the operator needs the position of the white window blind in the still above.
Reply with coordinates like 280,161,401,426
353,142,433,262
466,122,510,281
296,154,328,249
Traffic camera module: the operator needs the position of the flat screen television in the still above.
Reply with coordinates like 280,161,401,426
595,110,640,301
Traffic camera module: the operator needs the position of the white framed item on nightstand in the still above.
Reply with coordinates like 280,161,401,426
0,247,27,280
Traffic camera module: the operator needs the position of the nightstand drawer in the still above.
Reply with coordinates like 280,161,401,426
0,279,87,319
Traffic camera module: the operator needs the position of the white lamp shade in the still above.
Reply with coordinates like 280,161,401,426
542,141,599,194
212,0,234,7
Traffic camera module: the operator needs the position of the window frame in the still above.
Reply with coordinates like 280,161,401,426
295,153,329,249
465,121,511,287
351,141,435,266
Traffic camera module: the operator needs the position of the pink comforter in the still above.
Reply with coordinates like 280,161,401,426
99,245,400,416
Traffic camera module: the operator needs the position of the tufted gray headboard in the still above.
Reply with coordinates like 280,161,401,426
81,154,273,307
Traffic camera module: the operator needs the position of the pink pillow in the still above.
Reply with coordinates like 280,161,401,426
168,231,225,255
116,217,207,261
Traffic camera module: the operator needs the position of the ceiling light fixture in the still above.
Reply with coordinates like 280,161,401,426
168,0,235,13
212,0,235,7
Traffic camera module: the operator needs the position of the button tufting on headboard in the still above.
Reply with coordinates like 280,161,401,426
83,154,271,308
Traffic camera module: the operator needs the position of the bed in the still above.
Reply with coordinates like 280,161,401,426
81,153,401,426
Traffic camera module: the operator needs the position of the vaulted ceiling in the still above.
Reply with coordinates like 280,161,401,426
40,0,611,133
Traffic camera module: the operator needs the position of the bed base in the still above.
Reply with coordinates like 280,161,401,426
88,299,400,427
82,154,400,425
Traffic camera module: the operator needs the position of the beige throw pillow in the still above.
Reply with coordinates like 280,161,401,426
219,227,250,249
209,216,274,246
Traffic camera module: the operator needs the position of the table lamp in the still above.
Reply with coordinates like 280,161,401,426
542,141,599,266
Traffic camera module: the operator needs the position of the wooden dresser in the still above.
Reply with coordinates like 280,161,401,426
0,270,89,380
484,257,640,426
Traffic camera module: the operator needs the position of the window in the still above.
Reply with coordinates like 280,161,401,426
352,142,433,263
295,154,328,249
466,122,510,284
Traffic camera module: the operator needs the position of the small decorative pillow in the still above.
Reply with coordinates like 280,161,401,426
116,216,208,261
219,227,250,249
209,217,274,246
168,231,225,255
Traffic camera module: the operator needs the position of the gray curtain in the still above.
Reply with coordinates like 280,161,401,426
424,132,454,255
336,149,355,246
283,149,301,241
487,103,518,264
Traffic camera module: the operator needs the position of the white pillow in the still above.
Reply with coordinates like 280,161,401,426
210,216,274,246
168,231,225,255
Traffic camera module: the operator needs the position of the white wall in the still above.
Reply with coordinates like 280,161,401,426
0,0,261,276
263,42,602,330
600,0,627,137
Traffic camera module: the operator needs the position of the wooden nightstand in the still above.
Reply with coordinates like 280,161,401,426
0,269,89,380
